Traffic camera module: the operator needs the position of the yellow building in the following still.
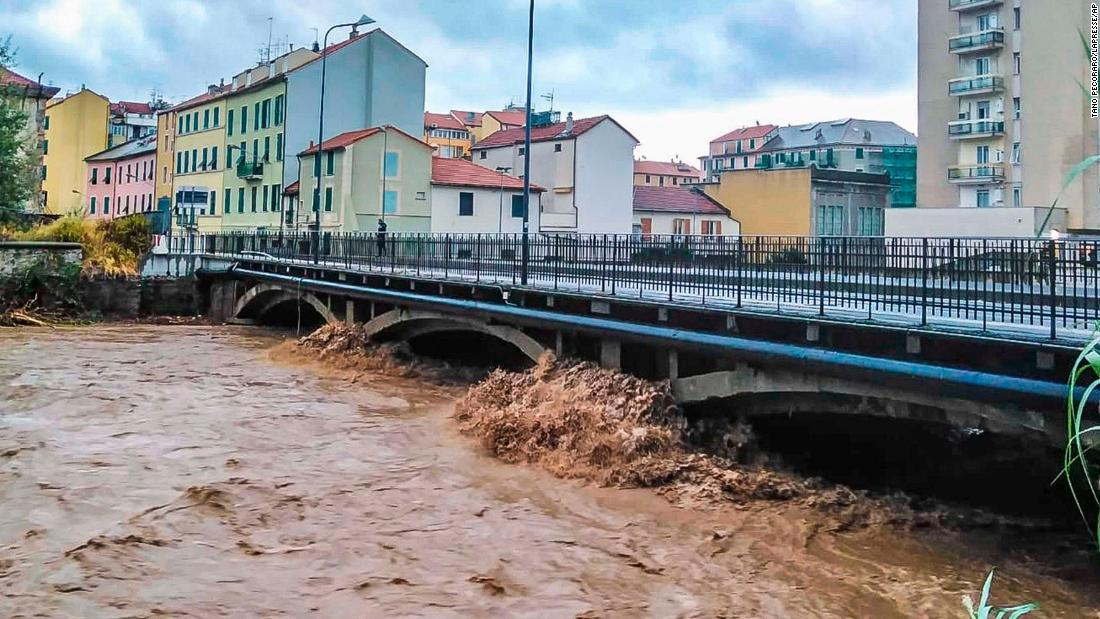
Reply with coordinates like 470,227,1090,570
633,160,702,187
169,88,228,239
699,167,891,237
41,88,109,214
423,112,472,158
479,109,525,140
154,105,178,212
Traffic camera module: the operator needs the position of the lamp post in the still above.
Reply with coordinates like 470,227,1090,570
520,0,534,284
496,166,512,233
314,14,375,264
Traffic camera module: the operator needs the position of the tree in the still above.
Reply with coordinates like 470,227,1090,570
0,36,39,227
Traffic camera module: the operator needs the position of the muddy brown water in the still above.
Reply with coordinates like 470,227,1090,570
1,325,1097,617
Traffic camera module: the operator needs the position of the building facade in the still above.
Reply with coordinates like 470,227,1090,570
108,101,156,147
632,185,739,236
0,68,59,212
424,112,472,159
41,88,110,215
912,0,1098,235
283,29,427,189
83,135,157,220
430,157,543,233
221,78,290,231
472,114,639,234
169,89,228,236
296,126,433,233
633,160,702,187
699,167,891,237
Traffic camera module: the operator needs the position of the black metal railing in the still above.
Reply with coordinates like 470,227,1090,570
201,232,1100,340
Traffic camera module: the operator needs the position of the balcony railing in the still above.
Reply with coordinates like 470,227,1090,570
948,120,1005,139
948,164,1005,183
949,75,1004,96
949,0,1003,11
949,29,1005,54
236,158,264,181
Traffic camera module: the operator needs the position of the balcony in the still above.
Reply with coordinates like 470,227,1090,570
948,74,1004,96
949,0,1002,12
948,164,1005,183
949,28,1005,54
948,119,1005,139
236,158,264,181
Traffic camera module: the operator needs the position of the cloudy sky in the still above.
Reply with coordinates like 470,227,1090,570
2,0,917,161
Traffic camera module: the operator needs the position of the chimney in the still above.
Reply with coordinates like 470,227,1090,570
349,27,358,40
207,83,219,94
312,40,320,53
565,112,574,134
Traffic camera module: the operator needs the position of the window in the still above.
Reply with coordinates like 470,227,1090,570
249,186,256,212
1012,142,1021,164
124,195,130,214
1013,52,1021,75
672,218,691,235
518,147,525,156
749,139,756,149
659,176,665,186
736,141,742,154
211,146,218,171
191,148,197,171
42,139,48,155
480,151,487,160
743,156,749,168
976,100,990,119
383,151,399,178
176,153,181,174
645,175,651,183
701,220,722,235
43,116,49,130
326,151,335,175
227,109,235,136
238,187,245,213
324,187,332,212
201,147,208,170
203,109,210,129
213,107,220,127
239,141,245,164
1014,7,1020,30
312,189,319,212
511,194,524,218
39,165,46,180
209,190,216,216
261,99,270,129
976,190,991,208
185,114,191,133
177,117,183,135
263,136,270,162
274,95,284,126
1013,97,1021,119
272,184,281,211
240,106,248,134
276,133,283,161
975,56,991,75
104,166,111,184
254,102,260,131
91,167,98,184
458,191,474,216
383,190,398,214
554,143,562,152
1013,185,1022,208
976,145,990,164
263,185,269,212
977,12,996,31
225,188,231,215
103,196,110,215
89,196,96,214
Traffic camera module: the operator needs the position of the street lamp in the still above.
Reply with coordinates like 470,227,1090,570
314,14,375,264
520,0,534,284
495,166,512,233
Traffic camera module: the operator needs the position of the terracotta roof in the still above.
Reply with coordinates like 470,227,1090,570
450,109,482,127
283,181,299,195
485,109,527,127
425,112,465,131
0,68,60,97
431,157,544,191
473,115,639,149
710,124,778,144
165,88,227,113
111,101,153,115
634,160,701,177
632,186,730,215
299,125,433,156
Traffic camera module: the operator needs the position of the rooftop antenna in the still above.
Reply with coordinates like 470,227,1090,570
540,90,554,113
264,17,274,63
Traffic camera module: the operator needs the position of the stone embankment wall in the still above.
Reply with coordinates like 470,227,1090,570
0,241,82,277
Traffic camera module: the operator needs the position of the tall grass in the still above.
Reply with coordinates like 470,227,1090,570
963,570,1038,618
14,215,152,276
1060,328,1100,551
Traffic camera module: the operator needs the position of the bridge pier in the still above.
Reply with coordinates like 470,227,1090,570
655,349,679,380
599,339,622,370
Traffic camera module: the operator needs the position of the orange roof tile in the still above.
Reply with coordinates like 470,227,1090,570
431,157,544,191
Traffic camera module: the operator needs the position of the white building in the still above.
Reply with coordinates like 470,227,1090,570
632,185,740,236
430,157,543,233
471,113,639,234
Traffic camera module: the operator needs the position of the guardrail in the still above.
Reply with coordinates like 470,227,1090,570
201,231,1100,340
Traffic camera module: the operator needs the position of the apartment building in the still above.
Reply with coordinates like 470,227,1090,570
40,88,110,215
83,135,156,220
0,67,59,212
472,113,639,234
108,101,156,147
169,87,228,235
900,0,1099,236
633,159,702,187
424,112,472,158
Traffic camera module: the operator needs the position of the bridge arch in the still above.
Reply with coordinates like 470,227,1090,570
232,283,339,325
364,308,548,364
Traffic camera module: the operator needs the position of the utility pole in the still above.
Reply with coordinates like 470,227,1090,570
521,0,534,285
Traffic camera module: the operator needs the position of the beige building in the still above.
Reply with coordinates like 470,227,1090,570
633,160,701,187
906,0,1099,236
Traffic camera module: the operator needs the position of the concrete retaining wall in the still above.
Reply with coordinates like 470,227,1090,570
0,241,82,277
78,277,201,317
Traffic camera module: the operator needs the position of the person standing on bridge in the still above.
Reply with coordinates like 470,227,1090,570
376,218,388,257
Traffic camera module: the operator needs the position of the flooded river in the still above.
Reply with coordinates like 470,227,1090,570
1,325,1097,617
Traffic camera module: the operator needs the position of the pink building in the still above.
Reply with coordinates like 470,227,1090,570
83,135,157,219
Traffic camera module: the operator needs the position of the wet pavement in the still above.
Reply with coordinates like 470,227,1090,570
0,325,1096,617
